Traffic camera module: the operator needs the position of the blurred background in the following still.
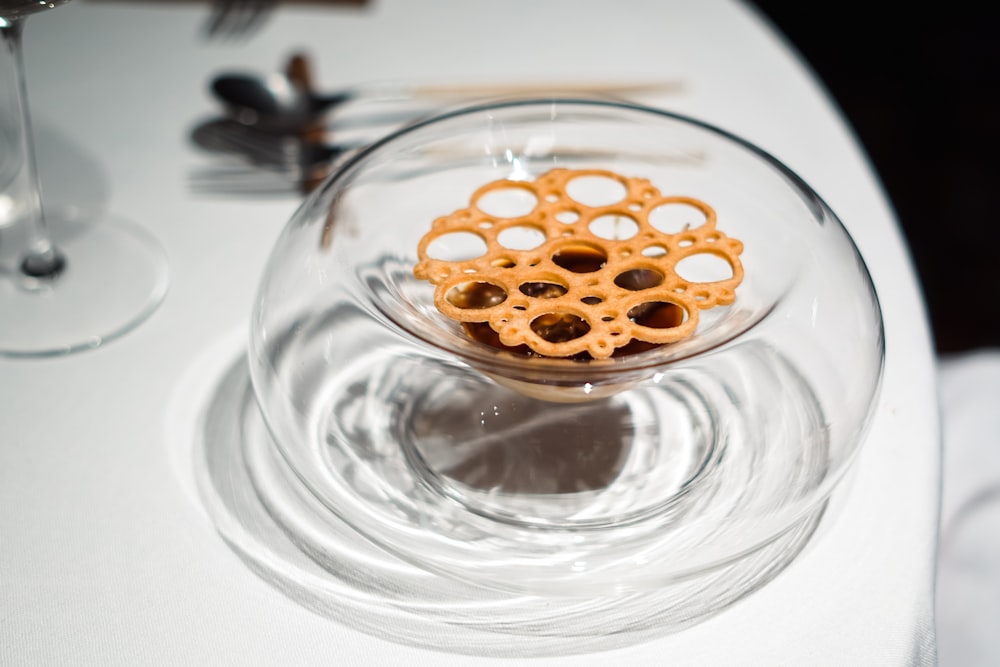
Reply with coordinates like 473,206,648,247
752,3,999,354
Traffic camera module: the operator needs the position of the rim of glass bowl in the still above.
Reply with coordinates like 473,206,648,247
306,97,874,381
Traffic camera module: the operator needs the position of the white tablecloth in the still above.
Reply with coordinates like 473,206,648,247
0,1,940,664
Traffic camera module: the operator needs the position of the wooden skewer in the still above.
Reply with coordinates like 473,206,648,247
284,51,684,101
406,80,685,98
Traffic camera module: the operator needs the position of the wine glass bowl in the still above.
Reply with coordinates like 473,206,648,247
248,98,884,595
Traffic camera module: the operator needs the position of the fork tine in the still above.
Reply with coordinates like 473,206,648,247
203,0,233,38
223,0,254,39
188,166,302,197
203,0,275,41
234,0,276,40
221,0,250,39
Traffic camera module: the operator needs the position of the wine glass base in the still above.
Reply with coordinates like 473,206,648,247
0,209,168,357
173,330,826,656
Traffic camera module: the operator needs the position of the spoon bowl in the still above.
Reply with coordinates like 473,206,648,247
211,73,352,133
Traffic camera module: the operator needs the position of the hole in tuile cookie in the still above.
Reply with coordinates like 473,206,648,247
628,302,685,329
642,244,667,258
425,232,488,261
614,268,664,291
648,202,708,234
589,214,639,241
497,225,547,250
519,282,568,299
675,252,734,283
555,210,580,224
530,312,591,343
552,245,607,273
565,174,627,207
445,282,508,309
475,186,538,218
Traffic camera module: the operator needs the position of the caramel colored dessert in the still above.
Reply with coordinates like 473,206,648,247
414,168,744,359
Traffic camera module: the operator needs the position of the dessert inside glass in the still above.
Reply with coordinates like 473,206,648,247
413,165,745,400
248,98,884,596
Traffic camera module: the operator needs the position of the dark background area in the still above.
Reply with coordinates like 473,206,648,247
751,3,1000,354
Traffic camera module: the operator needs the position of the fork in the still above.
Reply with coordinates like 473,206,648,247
188,118,356,196
204,0,277,40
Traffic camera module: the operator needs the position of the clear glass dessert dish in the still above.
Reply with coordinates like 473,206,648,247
247,98,884,597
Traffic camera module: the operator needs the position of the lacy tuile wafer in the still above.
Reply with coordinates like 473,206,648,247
414,168,744,359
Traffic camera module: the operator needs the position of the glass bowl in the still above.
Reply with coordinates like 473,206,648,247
248,98,884,596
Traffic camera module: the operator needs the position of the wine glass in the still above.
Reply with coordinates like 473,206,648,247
0,0,167,357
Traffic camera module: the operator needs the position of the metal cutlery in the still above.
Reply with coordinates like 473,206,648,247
211,54,685,133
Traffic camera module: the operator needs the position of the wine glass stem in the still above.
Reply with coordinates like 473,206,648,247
0,18,65,280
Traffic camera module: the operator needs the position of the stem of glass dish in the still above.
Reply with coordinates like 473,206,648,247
0,18,65,280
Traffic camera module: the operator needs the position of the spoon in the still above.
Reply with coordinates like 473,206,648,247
210,53,685,134
212,53,424,133
211,76,349,133
211,73,433,134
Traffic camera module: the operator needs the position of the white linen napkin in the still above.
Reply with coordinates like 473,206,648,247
936,349,1000,666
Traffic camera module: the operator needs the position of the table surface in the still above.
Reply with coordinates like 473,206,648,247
0,1,940,664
